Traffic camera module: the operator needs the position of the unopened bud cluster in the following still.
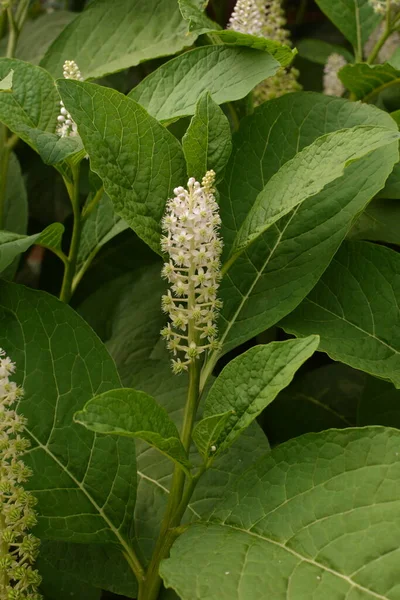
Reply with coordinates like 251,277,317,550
323,53,347,97
0,350,42,600
229,0,301,104
160,171,223,375
369,0,400,14
56,60,83,138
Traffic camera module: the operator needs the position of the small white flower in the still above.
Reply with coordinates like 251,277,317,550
369,0,400,14
56,60,84,138
323,53,347,97
161,171,223,373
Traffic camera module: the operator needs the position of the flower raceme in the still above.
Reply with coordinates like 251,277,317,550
323,53,347,97
369,0,400,14
161,171,223,375
56,60,84,138
0,350,41,600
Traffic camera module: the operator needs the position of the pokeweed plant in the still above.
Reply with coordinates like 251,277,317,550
0,0,400,599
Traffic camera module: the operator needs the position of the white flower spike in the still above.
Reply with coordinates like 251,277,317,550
161,171,223,375
228,0,266,36
56,60,84,138
323,53,347,97
0,349,42,600
369,0,400,14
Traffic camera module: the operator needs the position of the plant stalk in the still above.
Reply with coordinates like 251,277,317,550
138,361,201,600
59,166,82,303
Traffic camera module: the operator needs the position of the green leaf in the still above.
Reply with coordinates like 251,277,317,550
379,162,400,198
205,30,296,67
2,152,28,279
263,363,363,445
128,45,280,122
0,59,59,152
38,541,137,598
161,427,400,600
339,62,400,101
297,38,354,65
281,241,400,388
76,193,128,287
315,0,380,50
25,128,84,165
6,11,76,66
213,92,398,358
58,79,186,255
38,551,101,600
75,388,191,473
182,91,232,181
76,262,270,562
178,0,219,34
348,197,400,245
204,337,319,456
230,125,400,258
0,223,65,274
358,375,400,428
0,69,13,91
0,280,137,549
40,0,197,79
192,412,233,461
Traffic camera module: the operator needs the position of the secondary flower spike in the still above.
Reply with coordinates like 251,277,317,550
0,349,42,600
369,0,400,14
161,171,223,375
56,59,84,138
323,53,347,97
228,0,266,36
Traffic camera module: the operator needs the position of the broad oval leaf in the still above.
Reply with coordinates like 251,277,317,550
161,427,400,600
348,197,400,246
210,93,398,362
0,280,137,550
281,241,400,388
315,0,380,51
339,62,400,102
74,387,191,473
40,0,197,79
204,337,319,456
58,79,186,255
182,91,232,182
207,30,296,67
230,125,400,258
128,45,280,122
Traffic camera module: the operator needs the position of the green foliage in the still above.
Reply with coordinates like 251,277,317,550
0,223,64,274
161,427,400,599
182,92,232,181
40,0,197,79
339,62,400,101
75,387,191,472
128,45,280,122
282,241,400,387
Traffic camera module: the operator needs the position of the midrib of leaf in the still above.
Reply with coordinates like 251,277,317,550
137,470,201,519
26,427,135,557
223,524,390,600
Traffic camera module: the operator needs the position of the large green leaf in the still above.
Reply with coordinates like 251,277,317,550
128,45,280,122
161,427,400,600
204,337,319,456
339,62,400,101
315,0,380,51
358,375,400,428
38,541,137,598
40,0,197,79
0,280,137,550
0,58,59,151
379,163,400,199
77,262,270,562
182,91,232,181
58,80,186,254
0,223,65,274
210,93,398,361
281,241,400,388
38,551,101,600
230,125,399,258
75,388,191,473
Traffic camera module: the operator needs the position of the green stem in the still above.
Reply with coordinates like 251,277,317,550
139,362,201,600
6,7,17,58
59,166,82,303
